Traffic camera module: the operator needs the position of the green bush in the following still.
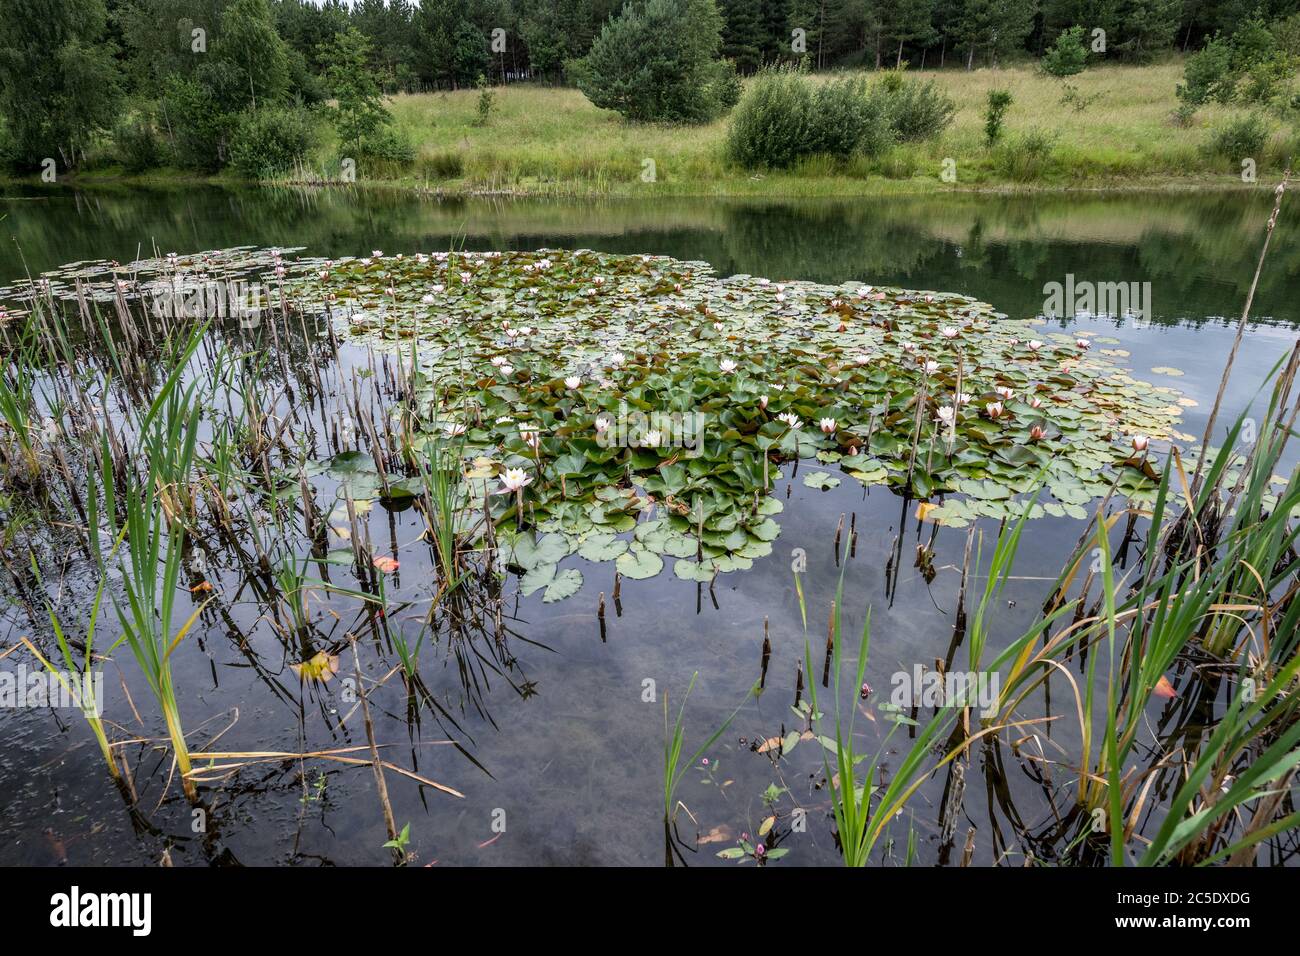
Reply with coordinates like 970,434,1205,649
726,68,812,169
1041,26,1088,77
228,106,319,179
883,78,956,142
1178,36,1236,106
726,68,894,169
1207,113,1268,167
356,127,416,164
112,114,162,172
569,0,737,123
984,89,1013,146
417,149,465,180
994,129,1057,181
163,76,229,172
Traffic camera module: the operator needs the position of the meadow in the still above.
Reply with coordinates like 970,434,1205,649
269,60,1300,197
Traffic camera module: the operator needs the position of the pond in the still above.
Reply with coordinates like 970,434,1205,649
0,185,1297,866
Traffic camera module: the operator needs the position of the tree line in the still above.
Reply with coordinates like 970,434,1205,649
1,0,1297,173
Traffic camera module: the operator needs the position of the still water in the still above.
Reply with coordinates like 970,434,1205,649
0,185,1296,866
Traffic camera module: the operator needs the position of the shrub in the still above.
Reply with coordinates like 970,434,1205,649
228,106,319,179
1170,102,1198,128
984,89,1013,146
1274,12,1300,56
810,76,894,157
1041,26,1088,77
356,127,416,164
994,129,1057,181
882,78,956,142
112,114,162,172
474,74,496,127
1178,36,1237,106
417,149,465,179
163,76,229,172
569,0,736,123
726,68,812,168
1238,54,1296,106
1059,83,1103,113
726,68,893,169
1208,113,1268,167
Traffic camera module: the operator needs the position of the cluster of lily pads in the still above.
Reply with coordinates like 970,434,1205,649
277,248,1188,584
9,245,1193,597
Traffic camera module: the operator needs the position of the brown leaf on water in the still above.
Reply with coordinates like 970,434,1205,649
698,825,732,845
915,501,938,522
756,735,783,753
1153,674,1177,699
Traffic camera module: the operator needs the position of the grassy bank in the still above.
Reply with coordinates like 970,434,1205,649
17,60,1298,198
345,60,1295,196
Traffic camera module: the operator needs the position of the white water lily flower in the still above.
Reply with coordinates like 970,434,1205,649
499,468,533,493
936,406,955,426
443,422,466,437
759,395,769,410
856,285,872,297
777,412,802,429
495,416,514,424
1028,340,1043,351
1076,338,1091,349
941,326,959,339
609,352,625,366
853,353,871,365
564,375,581,389
955,392,972,405
594,416,612,433
1131,435,1150,452
985,401,1005,419
719,358,737,373
819,418,836,434
372,250,383,258
641,430,663,448
519,426,541,448
996,386,1015,399
922,360,939,374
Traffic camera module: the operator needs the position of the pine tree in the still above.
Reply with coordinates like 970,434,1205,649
721,0,766,72
886,0,937,67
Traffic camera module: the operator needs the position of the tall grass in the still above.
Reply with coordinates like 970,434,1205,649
100,328,209,801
